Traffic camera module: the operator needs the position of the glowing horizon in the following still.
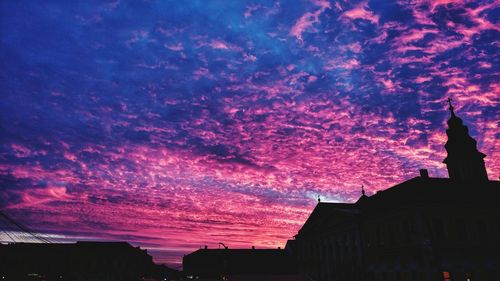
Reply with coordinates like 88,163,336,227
1,0,499,266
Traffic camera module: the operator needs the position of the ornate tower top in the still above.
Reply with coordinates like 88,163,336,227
447,97,455,116
443,98,488,182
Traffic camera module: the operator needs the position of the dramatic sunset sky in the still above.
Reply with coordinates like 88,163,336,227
1,0,499,266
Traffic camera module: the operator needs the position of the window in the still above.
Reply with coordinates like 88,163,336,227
456,218,467,240
336,239,340,257
476,220,487,241
443,271,451,281
433,218,445,240
402,220,411,242
488,270,497,280
387,223,394,242
376,227,382,244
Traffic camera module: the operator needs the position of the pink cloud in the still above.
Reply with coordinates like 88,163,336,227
64,151,78,162
210,39,230,49
310,0,331,10
195,39,244,53
428,0,465,12
243,53,257,62
478,61,492,68
342,42,362,53
342,2,379,25
125,30,150,47
380,79,395,91
164,43,184,51
290,0,331,44
415,76,432,83
244,4,261,18
193,67,214,80
324,58,360,71
397,28,438,45
10,144,32,158
9,187,75,209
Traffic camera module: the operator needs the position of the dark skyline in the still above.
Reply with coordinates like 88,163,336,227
1,0,499,266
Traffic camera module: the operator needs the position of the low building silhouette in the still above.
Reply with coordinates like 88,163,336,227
0,241,172,281
287,103,500,281
183,247,308,281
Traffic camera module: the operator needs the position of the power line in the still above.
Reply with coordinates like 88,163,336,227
0,210,52,243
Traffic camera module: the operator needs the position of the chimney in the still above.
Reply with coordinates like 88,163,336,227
252,246,255,249
204,245,208,249
420,169,429,178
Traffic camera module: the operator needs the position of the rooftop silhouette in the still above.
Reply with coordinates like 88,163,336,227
0,241,177,280
287,103,500,281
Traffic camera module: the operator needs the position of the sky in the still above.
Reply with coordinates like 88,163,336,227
0,0,499,266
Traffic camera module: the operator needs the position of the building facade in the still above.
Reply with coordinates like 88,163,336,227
287,105,500,281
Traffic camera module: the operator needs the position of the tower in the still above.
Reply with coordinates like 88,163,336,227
443,98,488,181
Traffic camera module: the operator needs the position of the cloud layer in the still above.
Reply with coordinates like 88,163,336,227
1,0,499,266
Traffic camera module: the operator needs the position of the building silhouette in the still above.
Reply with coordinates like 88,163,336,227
443,99,488,182
286,103,500,281
0,241,173,281
183,247,308,281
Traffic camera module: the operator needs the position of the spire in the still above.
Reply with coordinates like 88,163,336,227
447,97,455,117
443,99,488,182
356,185,369,205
